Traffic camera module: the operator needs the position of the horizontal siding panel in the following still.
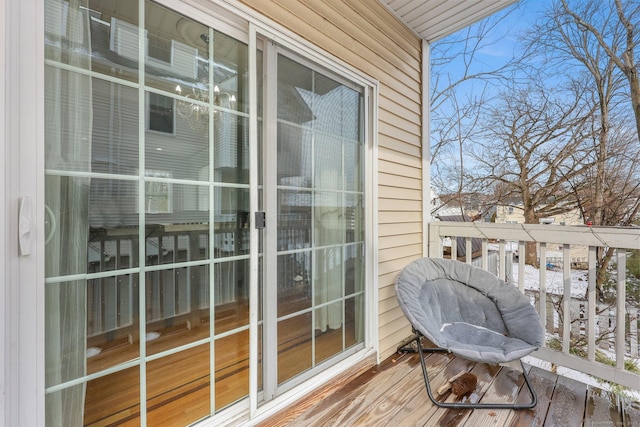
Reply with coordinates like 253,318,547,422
380,92,421,127
379,321,412,360
379,243,422,263
378,137,422,159
378,186,421,201
379,120,420,147
380,233,422,250
379,296,403,319
379,159,421,179
317,1,421,79
378,255,421,276
344,0,422,57
379,198,422,212
378,171,422,189
379,106,421,137
379,222,422,237
378,212,422,226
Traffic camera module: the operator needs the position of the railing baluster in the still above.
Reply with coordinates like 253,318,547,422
451,237,457,261
562,244,571,354
588,246,597,362
539,243,547,337
481,239,488,271
465,237,472,265
617,248,626,370
518,241,525,293
499,240,506,281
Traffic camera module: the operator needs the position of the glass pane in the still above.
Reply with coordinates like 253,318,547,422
146,97,210,181
277,55,313,125
145,183,209,265
345,139,363,192
345,194,364,244
86,274,140,374
315,301,343,364
278,190,312,250
278,123,312,187
314,247,343,306
45,69,140,175
315,192,343,247
215,114,249,184
277,252,312,317
45,0,140,83
315,134,342,190
145,265,209,356
144,1,208,95
214,187,249,257
278,313,312,384
214,259,249,334
345,243,365,295
215,331,249,409
345,295,364,348
84,366,141,426
146,345,210,426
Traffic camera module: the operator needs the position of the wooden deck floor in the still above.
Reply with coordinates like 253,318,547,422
257,346,640,427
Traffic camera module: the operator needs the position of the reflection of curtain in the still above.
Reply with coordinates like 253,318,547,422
45,0,92,425
315,169,342,331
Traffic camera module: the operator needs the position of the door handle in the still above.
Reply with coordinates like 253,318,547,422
18,196,32,256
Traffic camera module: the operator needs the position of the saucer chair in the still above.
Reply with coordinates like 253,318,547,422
395,257,543,409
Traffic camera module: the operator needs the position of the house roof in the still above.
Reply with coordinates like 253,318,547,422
379,0,520,43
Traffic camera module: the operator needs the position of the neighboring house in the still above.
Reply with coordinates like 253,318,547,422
494,203,588,265
1,1,519,425
495,203,584,226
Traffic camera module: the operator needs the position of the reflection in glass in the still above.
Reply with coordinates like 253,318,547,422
86,274,140,374
278,123,312,187
214,187,249,257
147,345,210,426
278,190,312,250
45,0,140,83
277,252,312,317
145,265,209,356
345,194,364,244
278,313,312,384
214,259,250,334
315,301,343,364
315,192,343,247
215,331,249,409
83,366,141,426
345,244,365,295
345,295,364,348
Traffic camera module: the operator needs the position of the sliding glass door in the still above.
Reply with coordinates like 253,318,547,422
262,48,366,398
43,0,368,424
44,1,253,425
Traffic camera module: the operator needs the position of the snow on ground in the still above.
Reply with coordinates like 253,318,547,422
512,260,589,299
508,260,639,400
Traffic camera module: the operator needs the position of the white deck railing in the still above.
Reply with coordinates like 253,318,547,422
428,221,640,391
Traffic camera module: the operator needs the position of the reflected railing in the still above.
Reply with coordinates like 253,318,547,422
428,221,640,391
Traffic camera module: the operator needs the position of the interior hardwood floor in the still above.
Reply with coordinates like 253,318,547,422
82,297,356,426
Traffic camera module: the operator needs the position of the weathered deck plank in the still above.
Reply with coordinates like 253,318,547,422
544,374,587,427
257,351,635,427
509,366,557,427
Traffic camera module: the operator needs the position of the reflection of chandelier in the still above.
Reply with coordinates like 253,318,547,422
174,83,236,133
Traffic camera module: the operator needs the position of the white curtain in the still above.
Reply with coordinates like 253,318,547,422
45,0,92,425
314,169,343,332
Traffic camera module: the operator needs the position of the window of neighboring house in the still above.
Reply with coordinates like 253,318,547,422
147,92,175,134
508,206,514,214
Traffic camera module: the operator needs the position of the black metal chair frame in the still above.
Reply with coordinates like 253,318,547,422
397,329,538,410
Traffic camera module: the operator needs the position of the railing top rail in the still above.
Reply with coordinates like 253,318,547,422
430,221,640,250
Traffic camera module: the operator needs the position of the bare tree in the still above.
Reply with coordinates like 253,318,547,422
430,5,521,207
474,83,595,266
559,0,640,140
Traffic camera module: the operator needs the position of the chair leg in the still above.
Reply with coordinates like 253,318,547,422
410,333,537,410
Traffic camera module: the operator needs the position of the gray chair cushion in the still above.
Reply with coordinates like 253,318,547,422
395,258,544,364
